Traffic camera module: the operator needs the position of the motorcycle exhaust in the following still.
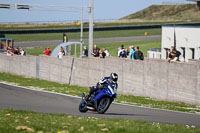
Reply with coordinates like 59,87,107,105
87,106,96,111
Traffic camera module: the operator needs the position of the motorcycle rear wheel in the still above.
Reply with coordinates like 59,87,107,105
97,97,111,114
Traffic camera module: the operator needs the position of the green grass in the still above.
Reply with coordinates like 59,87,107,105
1,109,199,133
5,28,161,42
96,40,161,57
25,46,57,56
0,72,88,97
24,40,161,57
0,72,200,113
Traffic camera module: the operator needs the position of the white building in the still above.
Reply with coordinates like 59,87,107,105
161,25,200,62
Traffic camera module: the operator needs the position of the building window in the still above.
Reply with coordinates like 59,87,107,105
190,48,195,60
181,47,185,60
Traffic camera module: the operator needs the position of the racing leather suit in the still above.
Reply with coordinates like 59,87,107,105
87,77,118,99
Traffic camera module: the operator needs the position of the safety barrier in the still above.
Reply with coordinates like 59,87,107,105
0,54,200,105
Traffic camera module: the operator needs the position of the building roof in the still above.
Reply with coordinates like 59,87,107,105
163,23,200,27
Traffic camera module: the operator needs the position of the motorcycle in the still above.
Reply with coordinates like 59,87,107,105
79,85,117,114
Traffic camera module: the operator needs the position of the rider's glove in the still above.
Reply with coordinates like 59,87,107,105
99,78,107,85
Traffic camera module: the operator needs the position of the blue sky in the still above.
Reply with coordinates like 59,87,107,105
0,0,191,23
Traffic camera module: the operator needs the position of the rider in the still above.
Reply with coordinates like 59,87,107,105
85,73,118,101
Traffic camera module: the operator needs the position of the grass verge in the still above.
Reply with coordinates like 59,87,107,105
0,72,200,113
24,40,161,57
0,109,200,133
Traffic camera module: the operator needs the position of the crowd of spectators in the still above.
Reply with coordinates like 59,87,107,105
80,44,110,59
6,46,26,56
80,44,144,60
118,44,144,60
53,43,144,60
92,44,110,59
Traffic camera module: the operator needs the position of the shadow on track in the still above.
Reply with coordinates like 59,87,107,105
105,113,149,117
88,112,149,117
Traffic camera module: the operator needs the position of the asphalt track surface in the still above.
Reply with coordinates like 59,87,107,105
0,83,200,127
14,35,161,48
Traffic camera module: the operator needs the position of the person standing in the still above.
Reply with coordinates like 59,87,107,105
92,44,100,57
118,45,126,58
63,32,68,43
128,45,135,60
134,46,144,60
44,48,51,56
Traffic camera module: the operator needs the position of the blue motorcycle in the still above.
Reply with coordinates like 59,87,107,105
79,85,117,114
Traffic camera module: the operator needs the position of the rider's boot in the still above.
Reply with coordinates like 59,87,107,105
85,86,96,101
94,102,98,110
90,99,98,110
85,95,90,101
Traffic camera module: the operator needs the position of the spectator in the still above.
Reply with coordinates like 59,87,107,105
128,45,135,60
44,48,51,56
166,46,176,62
80,46,88,58
92,44,100,57
99,49,106,58
171,48,181,62
166,50,172,62
63,32,68,43
14,48,20,55
118,45,126,58
6,47,14,56
20,47,26,56
6,50,13,56
7,46,12,51
57,47,65,59
103,48,110,56
134,46,144,60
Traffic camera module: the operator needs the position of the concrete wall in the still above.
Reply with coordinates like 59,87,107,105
0,54,200,105
0,54,37,78
39,55,73,84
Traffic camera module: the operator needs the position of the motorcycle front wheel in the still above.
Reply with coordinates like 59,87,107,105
79,100,88,113
97,97,111,114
